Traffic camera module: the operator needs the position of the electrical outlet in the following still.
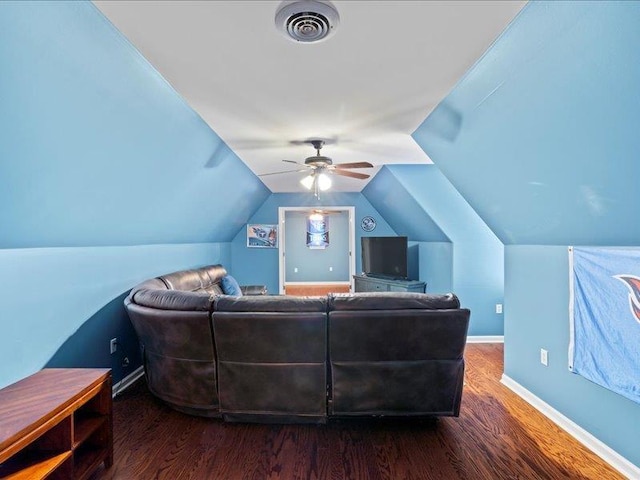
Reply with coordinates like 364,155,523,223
329,266,333,272
294,267,298,273
496,303,503,314
540,348,548,366
110,338,117,355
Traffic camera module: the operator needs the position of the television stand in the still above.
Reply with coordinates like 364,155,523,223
353,274,426,293
0,369,112,480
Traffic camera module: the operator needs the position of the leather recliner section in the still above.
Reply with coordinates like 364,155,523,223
124,264,267,418
328,293,470,417
125,302,221,417
213,295,328,424
125,266,471,422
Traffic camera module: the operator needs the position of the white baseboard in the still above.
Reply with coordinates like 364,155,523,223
501,374,639,479
112,366,144,398
467,335,504,343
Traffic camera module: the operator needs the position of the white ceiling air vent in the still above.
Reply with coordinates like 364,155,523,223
275,0,340,43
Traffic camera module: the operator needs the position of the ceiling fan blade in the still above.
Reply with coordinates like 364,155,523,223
332,162,374,169
332,170,371,180
258,168,308,177
282,159,303,165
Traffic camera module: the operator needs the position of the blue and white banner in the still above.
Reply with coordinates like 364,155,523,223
306,214,329,249
569,247,640,404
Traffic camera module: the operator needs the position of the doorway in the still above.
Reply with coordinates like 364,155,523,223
278,206,355,295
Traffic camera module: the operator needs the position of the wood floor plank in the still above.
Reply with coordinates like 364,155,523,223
90,344,624,479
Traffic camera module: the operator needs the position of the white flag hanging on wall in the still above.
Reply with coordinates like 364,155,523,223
569,246,640,404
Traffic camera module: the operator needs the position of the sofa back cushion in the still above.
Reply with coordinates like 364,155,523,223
203,264,228,285
329,309,470,361
132,289,213,312
215,294,327,313
159,268,205,291
128,278,167,297
328,292,460,311
159,264,228,292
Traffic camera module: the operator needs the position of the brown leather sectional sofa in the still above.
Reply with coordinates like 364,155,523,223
125,265,471,423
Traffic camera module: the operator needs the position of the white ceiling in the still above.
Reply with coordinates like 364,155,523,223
94,0,526,193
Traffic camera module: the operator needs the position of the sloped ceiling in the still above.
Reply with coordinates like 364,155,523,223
362,166,449,242
413,1,640,246
94,0,525,193
0,2,270,248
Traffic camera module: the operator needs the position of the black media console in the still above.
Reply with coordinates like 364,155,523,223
353,274,426,293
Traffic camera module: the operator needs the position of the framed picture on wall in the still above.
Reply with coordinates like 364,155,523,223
307,213,329,249
247,224,278,248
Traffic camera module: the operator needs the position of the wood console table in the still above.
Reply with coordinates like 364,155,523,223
0,368,112,480
353,274,426,293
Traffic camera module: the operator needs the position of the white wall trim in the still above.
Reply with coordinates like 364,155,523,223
467,335,504,343
112,366,144,398
501,374,639,478
284,281,350,285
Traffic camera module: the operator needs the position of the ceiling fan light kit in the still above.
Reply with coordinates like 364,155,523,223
275,0,340,44
259,138,373,197
317,172,332,191
300,174,315,190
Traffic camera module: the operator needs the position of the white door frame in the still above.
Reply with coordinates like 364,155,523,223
278,206,356,294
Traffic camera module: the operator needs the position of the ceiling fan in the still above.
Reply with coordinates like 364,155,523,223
259,139,374,197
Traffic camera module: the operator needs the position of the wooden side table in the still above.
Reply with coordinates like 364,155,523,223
0,368,112,480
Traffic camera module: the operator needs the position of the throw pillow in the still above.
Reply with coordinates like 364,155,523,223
221,275,243,296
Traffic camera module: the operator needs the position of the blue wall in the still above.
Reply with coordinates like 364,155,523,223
416,242,453,294
231,193,397,295
362,168,449,243
413,1,640,246
284,211,350,282
0,243,229,388
414,1,640,469
0,2,269,248
364,165,504,336
505,246,640,467
0,2,268,387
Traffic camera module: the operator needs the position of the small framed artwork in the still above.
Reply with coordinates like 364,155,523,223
247,224,278,248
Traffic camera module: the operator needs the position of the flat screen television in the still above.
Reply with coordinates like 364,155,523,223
361,236,408,280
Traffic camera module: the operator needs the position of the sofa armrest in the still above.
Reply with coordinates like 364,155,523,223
240,285,268,296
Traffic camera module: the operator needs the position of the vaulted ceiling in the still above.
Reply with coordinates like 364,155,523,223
94,0,526,193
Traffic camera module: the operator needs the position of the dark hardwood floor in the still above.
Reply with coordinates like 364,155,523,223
92,344,623,479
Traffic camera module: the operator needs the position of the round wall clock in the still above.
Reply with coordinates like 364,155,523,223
361,216,376,232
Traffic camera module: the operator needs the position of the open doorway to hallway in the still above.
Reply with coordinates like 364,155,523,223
278,206,355,295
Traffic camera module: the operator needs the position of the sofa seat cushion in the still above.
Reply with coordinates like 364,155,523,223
328,292,460,311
